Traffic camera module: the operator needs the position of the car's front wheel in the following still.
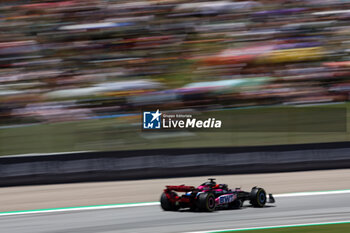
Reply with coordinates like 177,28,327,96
250,187,267,208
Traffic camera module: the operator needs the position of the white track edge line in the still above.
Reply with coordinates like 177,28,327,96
0,202,159,217
182,220,350,233
0,189,349,217
274,189,350,197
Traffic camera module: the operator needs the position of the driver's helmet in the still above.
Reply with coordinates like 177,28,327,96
201,180,216,187
213,184,228,190
201,178,217,187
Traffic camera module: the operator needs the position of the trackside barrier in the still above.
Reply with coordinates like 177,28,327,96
1,142,350,186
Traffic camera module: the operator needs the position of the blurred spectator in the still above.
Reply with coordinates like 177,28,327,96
1,0,350,124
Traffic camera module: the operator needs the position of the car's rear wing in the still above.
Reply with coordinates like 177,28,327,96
165,185,195,192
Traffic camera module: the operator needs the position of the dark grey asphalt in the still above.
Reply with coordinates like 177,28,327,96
1,194,349,233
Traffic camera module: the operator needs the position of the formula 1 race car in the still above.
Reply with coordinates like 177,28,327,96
160,178,275,212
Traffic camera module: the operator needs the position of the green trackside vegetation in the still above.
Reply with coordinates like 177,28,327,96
0,103,349,156
217,223,350,233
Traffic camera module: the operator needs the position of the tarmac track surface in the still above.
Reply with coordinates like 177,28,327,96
1,193,350,233
1,169,349,212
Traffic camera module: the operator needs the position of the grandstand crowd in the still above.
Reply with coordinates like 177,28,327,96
1,0,350,124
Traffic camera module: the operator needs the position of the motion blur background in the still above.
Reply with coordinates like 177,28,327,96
1,0,350,156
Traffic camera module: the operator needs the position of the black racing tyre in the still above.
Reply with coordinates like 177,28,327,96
197,192,216,212
160,192,179,211
250,187,267,208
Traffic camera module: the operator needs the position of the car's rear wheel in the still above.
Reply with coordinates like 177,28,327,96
160,192,179,211
250,187,267,208
197,192,216,212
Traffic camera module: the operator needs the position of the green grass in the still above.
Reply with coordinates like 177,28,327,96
0,103,349,156
218,223,350,233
